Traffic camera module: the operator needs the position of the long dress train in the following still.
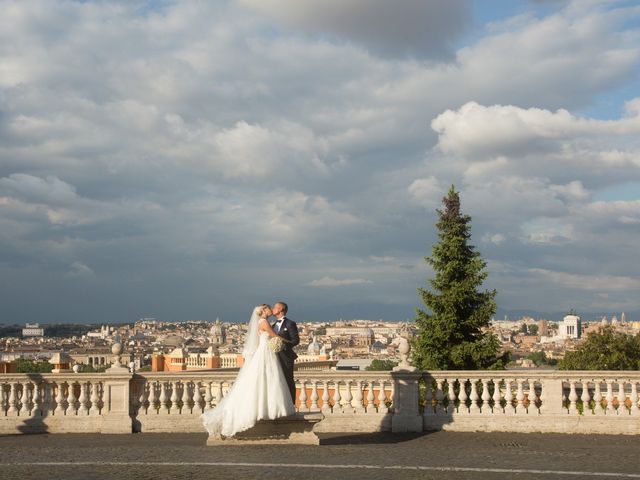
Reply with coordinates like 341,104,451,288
201,329,295,437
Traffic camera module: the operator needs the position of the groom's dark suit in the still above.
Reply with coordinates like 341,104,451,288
273,316,299,403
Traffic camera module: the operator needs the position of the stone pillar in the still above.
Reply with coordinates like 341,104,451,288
391,371,423,432
100,372,133,433
101,339,133,433
540,377,565,415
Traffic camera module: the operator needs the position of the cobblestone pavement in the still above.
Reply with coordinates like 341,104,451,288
1,431,640,480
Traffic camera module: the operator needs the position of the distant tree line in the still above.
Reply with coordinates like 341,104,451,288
0,325,22,337
0,323,103,338
365,359,398,371
44,324,98,338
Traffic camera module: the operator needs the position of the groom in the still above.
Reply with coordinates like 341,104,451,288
272,301,299,403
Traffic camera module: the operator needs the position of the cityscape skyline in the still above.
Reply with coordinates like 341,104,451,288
1,1,640,324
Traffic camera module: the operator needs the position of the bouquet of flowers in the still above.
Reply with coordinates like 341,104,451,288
269,336,284,353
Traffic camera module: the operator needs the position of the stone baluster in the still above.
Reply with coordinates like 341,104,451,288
170,381,180,414
448,380,457,414
377,380,388,413
214,382,223,406
137,382,148,415
492,379,502,413
578,380,590,415
55,382,66,415
630,381,639,415
146,381,157,414
43,382,54,415
532,381,542,413
181,381,192,413
593,382,603,415
516,380,526,413
19,382,31,416
422,379,432,415
7,382,18,416
458,379,469,413
616,380,625,414
366,381,375,413
79,382,89,415
31,382,41,416
223,381,232,397
332,380,342,413
504,380,514,414
481,379,491,413
568,380,578,413
193,381,203,413
435,379,445,414
321,382,331,414
605,381,614,415
0,383,6,414
538,379,547,414
310,381,320,412
299,380,308,412
469,379,480,413
352,380,365,413
67,381,78,415
342,380,353,413
159,382,169,414
388,379,396,412
204,382,213,410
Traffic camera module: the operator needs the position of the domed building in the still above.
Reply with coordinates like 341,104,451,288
210,318,226,346
354,328,375,347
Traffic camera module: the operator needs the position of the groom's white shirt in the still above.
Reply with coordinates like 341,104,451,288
274,317,285,333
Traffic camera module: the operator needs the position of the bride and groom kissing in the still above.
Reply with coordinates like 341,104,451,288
201,301,300,438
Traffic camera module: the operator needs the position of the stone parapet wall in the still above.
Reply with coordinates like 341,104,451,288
1,369,640,435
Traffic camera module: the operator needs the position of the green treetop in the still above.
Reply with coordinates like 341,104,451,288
559,326,640,370
412,186,504,370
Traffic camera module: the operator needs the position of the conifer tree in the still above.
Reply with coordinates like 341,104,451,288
412,186,503,370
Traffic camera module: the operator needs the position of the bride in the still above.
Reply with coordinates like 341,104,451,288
201,304,296,437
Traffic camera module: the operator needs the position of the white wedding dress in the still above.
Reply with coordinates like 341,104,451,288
201,312,295,437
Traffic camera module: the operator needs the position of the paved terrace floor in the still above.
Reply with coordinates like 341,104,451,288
1,431,639,480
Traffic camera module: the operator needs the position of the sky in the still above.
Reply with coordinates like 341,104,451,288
1,0,640,324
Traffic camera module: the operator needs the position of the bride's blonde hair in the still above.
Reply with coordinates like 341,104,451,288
256,304,270,317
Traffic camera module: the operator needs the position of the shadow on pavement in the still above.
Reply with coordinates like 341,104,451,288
317,431,435,445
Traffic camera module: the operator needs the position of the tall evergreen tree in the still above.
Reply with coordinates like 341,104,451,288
412,186,503,370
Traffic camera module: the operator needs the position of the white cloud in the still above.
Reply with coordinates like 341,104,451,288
67,261,95,278
482,233,506,245
408,176,444,208
210,120,334,180
432,100,640,159
0,174,78,205
306,276,373,287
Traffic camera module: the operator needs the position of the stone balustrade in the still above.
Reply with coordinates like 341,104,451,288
1,370,640,435
420,371,640,434
0,371,131,433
